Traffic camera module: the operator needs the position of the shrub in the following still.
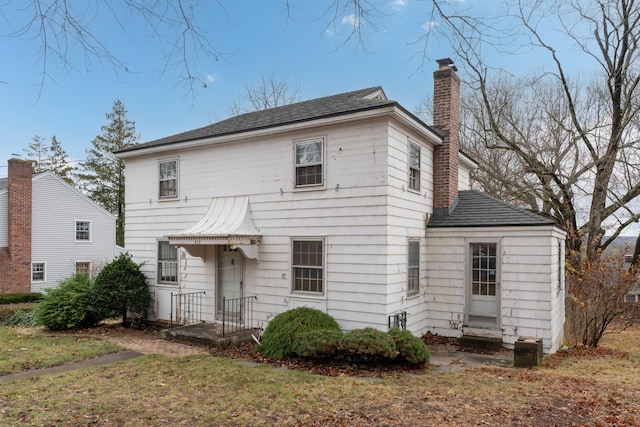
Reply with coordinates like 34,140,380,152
91,252,150,327
0,303,40,323
339,328,398,362
388,327,430,366
292,329,344,358
259,307,341,358
0,293,43,305
3,310,39,327
37,274,96,330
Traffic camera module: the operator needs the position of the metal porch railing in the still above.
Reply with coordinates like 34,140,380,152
222,295,257,337
169,291,206,328
388,311,407,330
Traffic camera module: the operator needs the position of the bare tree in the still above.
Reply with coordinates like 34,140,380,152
421,0,640,266
1,1,227,98
228,71,302,115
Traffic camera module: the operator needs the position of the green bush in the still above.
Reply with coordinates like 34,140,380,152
3,309,39,327
91,252,150,327
339,328,398,362
37,274,96,330
259,307,341,358
388,327,430,366
0,293,43,305
292,329,344,358
0,303,39,323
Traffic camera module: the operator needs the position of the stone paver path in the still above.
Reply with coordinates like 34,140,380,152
102,334,208,357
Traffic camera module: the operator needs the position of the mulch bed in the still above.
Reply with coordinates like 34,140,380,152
208,331,461,377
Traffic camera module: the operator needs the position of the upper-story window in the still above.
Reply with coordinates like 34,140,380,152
159,159,178,199
408,141,421,191
75,220,91,241
295,138,324,187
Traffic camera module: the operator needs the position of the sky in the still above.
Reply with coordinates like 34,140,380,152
0,0,582,179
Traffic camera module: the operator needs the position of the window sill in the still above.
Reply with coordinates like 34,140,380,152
406,292,420,300
290,291,325,298
158,196,179,202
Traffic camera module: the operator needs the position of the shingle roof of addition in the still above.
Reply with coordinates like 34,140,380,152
117,86,406,154
427,190,558,228
0,178,7,192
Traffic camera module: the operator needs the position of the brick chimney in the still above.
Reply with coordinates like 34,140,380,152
432,58,460,215
0,159,32,293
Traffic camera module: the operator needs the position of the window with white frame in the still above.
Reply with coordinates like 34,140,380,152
407,239,420,295
408,141,421,191
292,239,324,293
32,263,45,282
76,261,91,277
295,138,323,187
75,221,91,241
159,159,178,199
158,241,178,284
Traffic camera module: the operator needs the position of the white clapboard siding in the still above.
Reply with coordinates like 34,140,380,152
425,225,565,353
30,173,119,292
124,115,446,331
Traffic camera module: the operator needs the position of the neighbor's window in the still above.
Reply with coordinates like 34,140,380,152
75,221,91,241
295,138,323,187
408,141,421,191
32,263,45,282
76,261,91,277
407,239,420,295
159,159,178,199
292,239,324,293
471,243,497,296
158,241,178,284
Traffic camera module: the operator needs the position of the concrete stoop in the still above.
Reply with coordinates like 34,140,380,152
458,335,504,353
160,323,260,349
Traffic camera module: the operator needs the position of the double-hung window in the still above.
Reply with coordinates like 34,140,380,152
408,141,421,191
32,263,45,282
407,239,420,295
75,221,91,241
158,241,178,284
76,261,91,277
295,138,323,187
292,239,324,293
159,159,178,199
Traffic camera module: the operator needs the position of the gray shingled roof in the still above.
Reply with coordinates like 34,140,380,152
0,178,7,192
118,87,410,154
427,190,557,228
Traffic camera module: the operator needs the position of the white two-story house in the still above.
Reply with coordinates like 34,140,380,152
116,59,567,353
0,160,122,293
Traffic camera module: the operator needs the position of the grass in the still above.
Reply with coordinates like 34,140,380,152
0,327,121,375
0,325,639,426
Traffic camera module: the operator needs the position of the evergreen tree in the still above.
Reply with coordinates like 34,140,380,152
24,135,75,185
78,100,139,246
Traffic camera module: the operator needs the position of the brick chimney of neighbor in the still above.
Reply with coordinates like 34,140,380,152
0,159,33,293
432,58,460,215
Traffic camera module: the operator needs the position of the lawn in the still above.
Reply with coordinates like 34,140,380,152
0,327,121,375
0,325,639,426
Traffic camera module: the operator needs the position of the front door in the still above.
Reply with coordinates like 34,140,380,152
217,247,243,316
468,242,499,326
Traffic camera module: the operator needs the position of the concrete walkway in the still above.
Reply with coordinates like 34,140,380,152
0,331,514,383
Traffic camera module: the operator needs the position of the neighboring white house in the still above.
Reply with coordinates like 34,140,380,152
116,59,567,354
0,162,122,293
